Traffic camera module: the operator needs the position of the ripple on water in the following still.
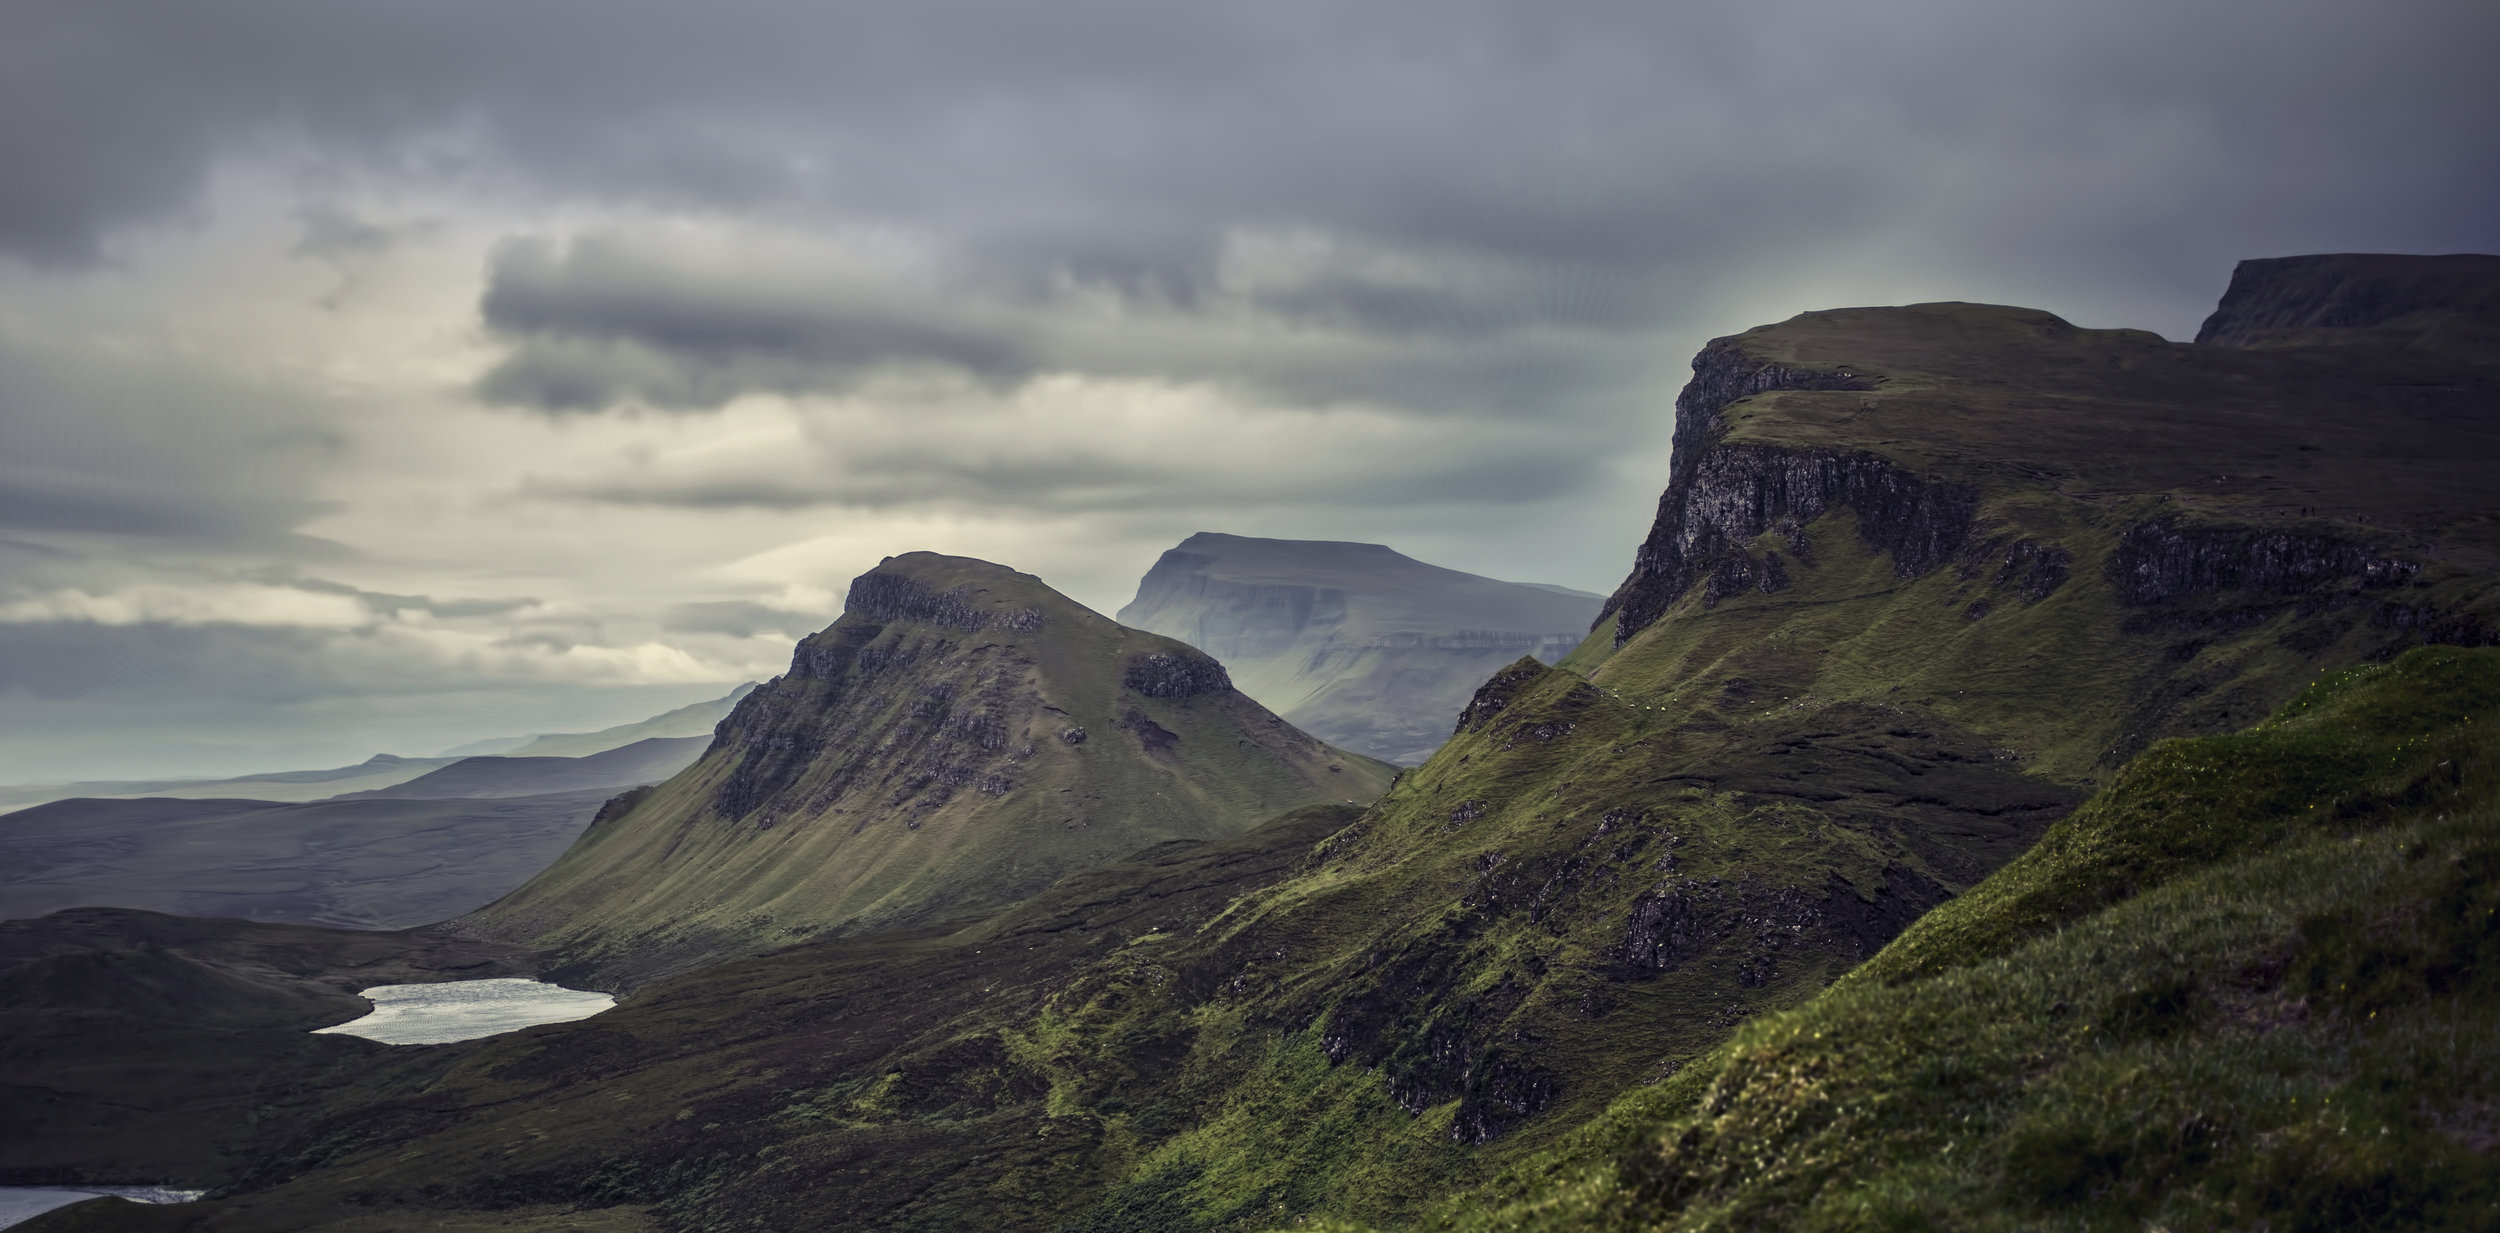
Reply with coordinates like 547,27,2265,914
313,977,615,1045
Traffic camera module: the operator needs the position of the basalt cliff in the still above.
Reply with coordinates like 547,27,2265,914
19,254,2500,1233
1117,533,1603,764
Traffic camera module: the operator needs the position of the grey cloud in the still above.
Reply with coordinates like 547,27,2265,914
0,333,342,551
11,0,2493,319
662,601,823,639
270,577,537,621
0,621,344,703
476,235,1037,411
293,203,406,262
470,226,1675,418
535,427,1594,517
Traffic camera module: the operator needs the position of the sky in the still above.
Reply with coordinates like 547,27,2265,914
3,0,2496,783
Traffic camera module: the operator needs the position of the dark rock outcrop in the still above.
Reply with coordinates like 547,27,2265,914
2107,517,2418,607
1600,341,1974,644
846,570,1047,635
1121,650,1233,699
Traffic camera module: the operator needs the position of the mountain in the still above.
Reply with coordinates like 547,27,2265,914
0,737,717,930
336,735,709,801
2193,250,2500,359
494,683,761,758
467,551,1397,976
0,790,619,929
0,754,460,814
0,688,758,814
1117,533,1605,764
18,254,2500,1233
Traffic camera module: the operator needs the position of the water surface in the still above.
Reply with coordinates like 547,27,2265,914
0,1186,203,1230
313,977,615,1044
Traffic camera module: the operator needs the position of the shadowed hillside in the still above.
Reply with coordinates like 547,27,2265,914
0,790,619,929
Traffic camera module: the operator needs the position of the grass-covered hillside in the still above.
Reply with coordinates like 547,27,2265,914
473,552,1394,980
1389,644,2500,1232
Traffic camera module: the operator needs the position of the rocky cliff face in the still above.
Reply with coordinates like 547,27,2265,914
1597,333,1972,643
1118,532,1601,763
473,553,1394,978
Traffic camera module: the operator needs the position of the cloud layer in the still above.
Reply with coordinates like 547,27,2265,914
2,0,2495,779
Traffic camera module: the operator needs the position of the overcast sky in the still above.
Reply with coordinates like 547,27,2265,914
3,0,2495,782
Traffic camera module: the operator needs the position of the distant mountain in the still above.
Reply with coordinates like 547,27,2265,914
0,790,617,929
0,688,758,813
0,754,461,814
1516,581,1606,599
491,683,760,759
339,736,710,801
471,552,1397,978
1116,532,1605,764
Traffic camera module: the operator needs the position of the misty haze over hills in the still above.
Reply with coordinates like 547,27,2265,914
1118,533,1604,763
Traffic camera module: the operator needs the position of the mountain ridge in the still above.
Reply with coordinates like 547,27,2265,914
468,551,1396,980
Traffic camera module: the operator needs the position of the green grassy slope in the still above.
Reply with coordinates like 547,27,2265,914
472,552,1394,980
1389,644,2500,1233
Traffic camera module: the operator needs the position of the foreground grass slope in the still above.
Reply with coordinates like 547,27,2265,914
1390,645,2500,1232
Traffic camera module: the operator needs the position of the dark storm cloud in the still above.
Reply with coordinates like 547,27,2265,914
476,234,1038,410
469,224,1670,416
13,0,2495,295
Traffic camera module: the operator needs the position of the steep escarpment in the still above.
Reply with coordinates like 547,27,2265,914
2194,251,2500,360
471,553,1394,977
1118,533,1601,763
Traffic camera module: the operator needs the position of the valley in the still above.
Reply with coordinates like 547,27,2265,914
4,253,2497,1232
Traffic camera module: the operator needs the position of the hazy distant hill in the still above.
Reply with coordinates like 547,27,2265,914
1116,532,1604,763
0,687,756,813
0,790,616,929
0,754,461,814
490,683,760,758
0,736,715,929
339,736,709,801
